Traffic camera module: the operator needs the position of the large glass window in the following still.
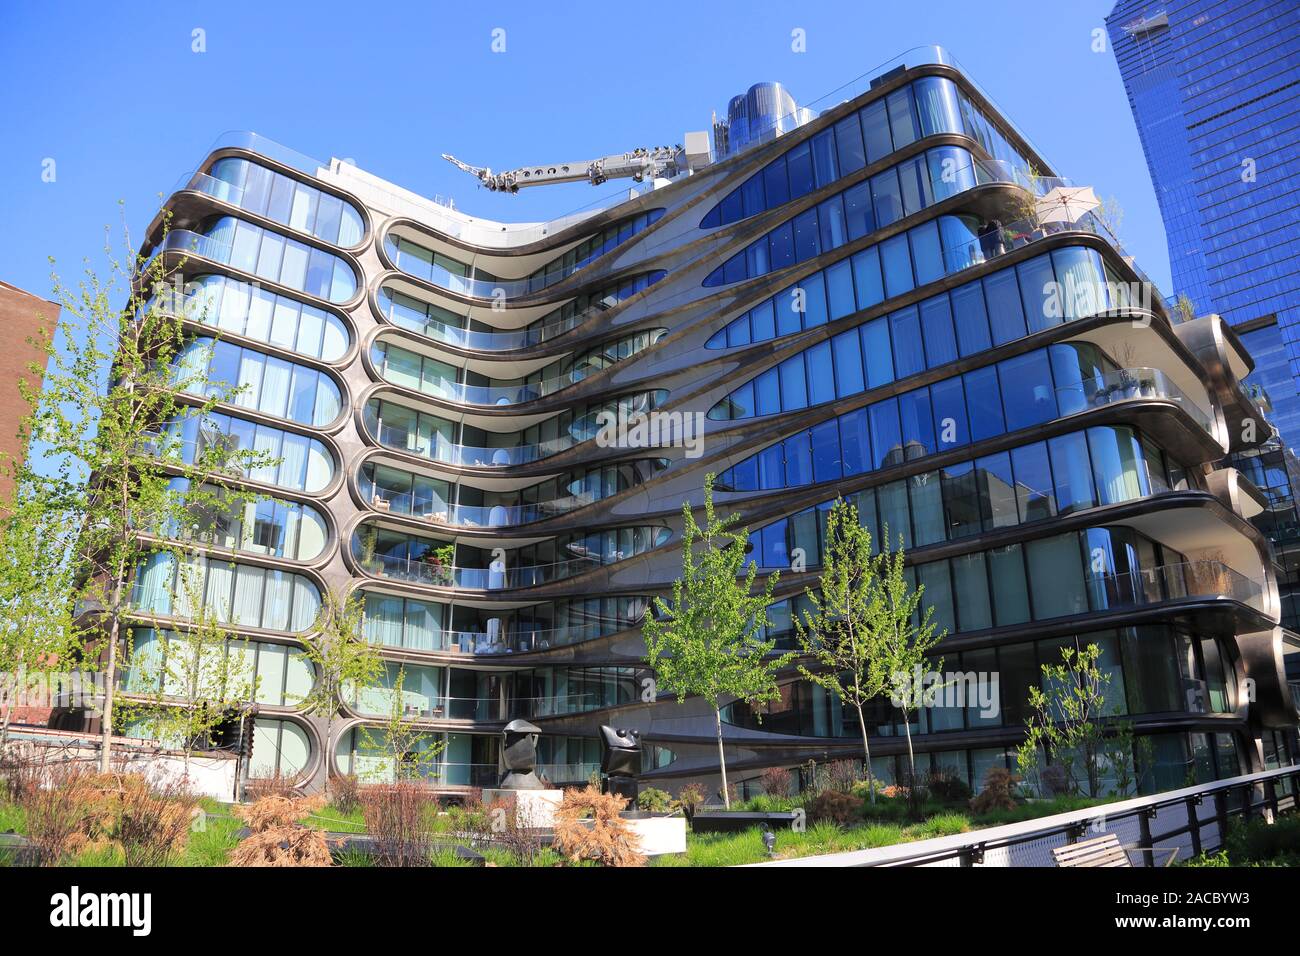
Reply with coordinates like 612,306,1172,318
132,553,320,633
194,217,357,303
176,338,341,427
184,275,349,361
209,157,365,247
161,411,334,493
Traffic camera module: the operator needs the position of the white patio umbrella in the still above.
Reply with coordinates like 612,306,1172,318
1035,186,1100,225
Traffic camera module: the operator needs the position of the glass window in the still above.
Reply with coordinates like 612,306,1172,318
1017,255,1060,333
844,182,875,241
825,259,855,320
762,160,790,209
810,129,838,187
834,113,866,174
880,234,913,298
869,399,903,469
963,366,1005,441
1027,533,1088,619
909,221,945,287
998,350,1057,431
1048,432,1097,514
942,461,982,539
861,318,893,388
910,471,944,546
1011,442,1056,521
952,552,991,631
917,561,954,635
983,269,1027,345
898,387,935,458
890,307,925,378
919,295,958,368
832,329,864,397
886,88,920,148
988,544,1030,626
975,451,1018,529
805,341,836,406
929,377,969,451
859,100,892,164
810,419,842,483
785,142,815,199
950,281,992,357
871,168,904,227
840,408,871,476
851,247,884,309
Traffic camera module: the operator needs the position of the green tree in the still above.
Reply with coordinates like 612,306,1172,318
794,499,889,803
0,471,83,752
117,566,258,775
873,529,945,786
1015,642,1132,798
25,209,271,772
356,667,447,783
643,474,793,809
292,587,384,795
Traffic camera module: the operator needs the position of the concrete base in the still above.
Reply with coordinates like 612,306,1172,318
623,815,687,856
482,788,563,828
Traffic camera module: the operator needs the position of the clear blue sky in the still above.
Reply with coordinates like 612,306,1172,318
0,0,1169,305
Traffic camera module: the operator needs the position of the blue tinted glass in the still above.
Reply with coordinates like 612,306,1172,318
869,398,903,468
1016,255,1060,334
832,330,865,397
919,295,958,367
806,342,836,405
818,194,847,250
730,456,758,491
763,160,790,208
851,247,885,309
909,221,945,287
768,222,795,271
898,388,935,458
929,377,969,450
755,367,781,415
1048,432,1097,514
950,281,992,356
861,318,894,387
751,299,776,340
811,419,842,482
880,235,914,298
860,100,892,164
800,273,828,327
786,142,815,199
840,408,871,475
811,129,838,187
982,269,1027,344
1010,442,1055,522
844,181,875,240
871,168,904,227
825,259,855,320
834,113,866,174
793,208,820,261
785,431,813,486
777,288,803,336
998,350,1058,431
779,355,808,410
963,366,1005,441
758,445,785,489
890,306,925,378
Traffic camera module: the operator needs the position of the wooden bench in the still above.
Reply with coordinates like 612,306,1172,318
1052,832,1179,867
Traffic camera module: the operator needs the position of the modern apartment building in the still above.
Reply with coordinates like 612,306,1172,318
1107,0,1300,632
115,46,1297,798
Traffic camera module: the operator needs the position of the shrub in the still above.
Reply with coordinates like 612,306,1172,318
481,796,544,865
969,767,1020,815
926,766,972,803
231,793,333,867
759,766,792,797
635,787,673,813
360,783,438,867
826,760,861,794
110,771,195,866
1039,763,1071,798
330,774,361,817
20,763,92,865
677,784,705,827
245,770,300,802
0,746,47,804
553,786,645,867
805,789,863,827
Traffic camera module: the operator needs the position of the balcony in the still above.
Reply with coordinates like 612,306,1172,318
1055,367,1215,434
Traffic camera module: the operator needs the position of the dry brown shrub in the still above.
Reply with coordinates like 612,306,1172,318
245,770,301,801
552,786,645,867
20,762,93,865
360,782,437,867
229,794,332,867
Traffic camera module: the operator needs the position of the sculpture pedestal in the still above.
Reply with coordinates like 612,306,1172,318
623,815,687,856
482,788,563,828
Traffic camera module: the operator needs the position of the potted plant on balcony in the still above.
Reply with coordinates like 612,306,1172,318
421,543,457,585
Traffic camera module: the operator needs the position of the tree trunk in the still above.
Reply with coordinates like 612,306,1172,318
854,703,876,805
902,710,916,782
714,706,730,810
0,648,20,754
322,714,333,799
99,605,123,774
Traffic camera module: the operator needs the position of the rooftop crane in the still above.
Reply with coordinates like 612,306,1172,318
442,133,711,193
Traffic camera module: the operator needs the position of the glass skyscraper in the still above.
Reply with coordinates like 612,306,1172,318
1107,0,1300,444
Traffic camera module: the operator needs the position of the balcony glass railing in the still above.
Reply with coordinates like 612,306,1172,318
383,308,582,352
1087,560,1265,614
359,476,592,527
358,552,608,590
1055,367,1214,434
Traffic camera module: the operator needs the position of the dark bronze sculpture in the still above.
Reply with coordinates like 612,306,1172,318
498,718,545,789
599,725,641,804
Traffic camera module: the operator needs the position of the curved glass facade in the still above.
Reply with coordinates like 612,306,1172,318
163,478,329,562
707,245,1117,354
185,275,350,362
207,157,365,247
123,627,315,708
702,75,1031,229
363,390,668,468
745,425,1189,563
250,718,312,779
728,627,1232,738
359,457,669,525
132,552,322,633
712,342,1209,494
525,209,664,289
371,328,668,406
175,337,342,427
162,411,335,494
184,216,358,303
